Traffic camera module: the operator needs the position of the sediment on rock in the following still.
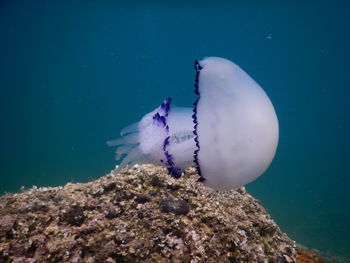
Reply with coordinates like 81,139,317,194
0,164,298,263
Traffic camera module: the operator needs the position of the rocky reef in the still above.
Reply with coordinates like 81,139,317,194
0,164,300,263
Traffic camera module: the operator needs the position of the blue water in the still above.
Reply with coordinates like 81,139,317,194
1,0,349,259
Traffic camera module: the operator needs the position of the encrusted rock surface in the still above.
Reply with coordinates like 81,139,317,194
0,164,298,263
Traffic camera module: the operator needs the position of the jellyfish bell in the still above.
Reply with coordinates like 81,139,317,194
193,57,279,190
107,57,279,191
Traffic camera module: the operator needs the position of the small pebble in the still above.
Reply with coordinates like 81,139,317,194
135,195,152,204
159,199,189,215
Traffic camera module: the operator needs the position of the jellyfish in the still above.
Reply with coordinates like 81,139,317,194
107,57,279,190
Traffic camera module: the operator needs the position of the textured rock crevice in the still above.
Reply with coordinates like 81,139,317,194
0,164,298,263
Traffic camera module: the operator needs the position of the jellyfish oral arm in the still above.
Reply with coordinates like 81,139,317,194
107,99,196,176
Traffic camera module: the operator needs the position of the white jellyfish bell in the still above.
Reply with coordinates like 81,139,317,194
107,57,279,190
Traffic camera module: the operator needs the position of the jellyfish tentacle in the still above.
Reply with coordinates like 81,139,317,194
120,122,139,136
115,144,136,161
106,133,139,147
117,147,144,171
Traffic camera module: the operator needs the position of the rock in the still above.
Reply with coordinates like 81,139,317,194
135,194,152,204
59,205,85,226
295,248,325,263
159,199,189,215
0,215,16,237
0,164,300,263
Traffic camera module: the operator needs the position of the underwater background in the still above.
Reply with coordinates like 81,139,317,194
1,0,349,260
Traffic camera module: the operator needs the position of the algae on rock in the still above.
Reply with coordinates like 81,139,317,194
0,164,297,263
